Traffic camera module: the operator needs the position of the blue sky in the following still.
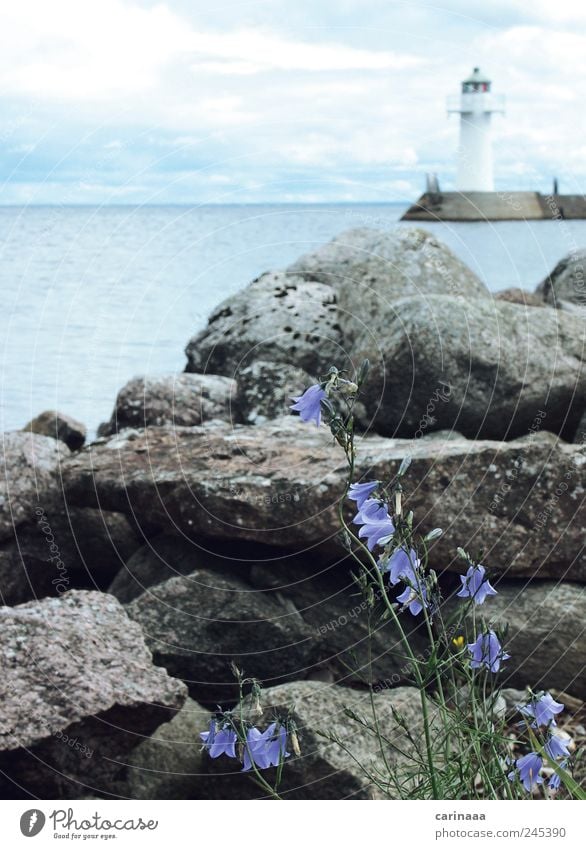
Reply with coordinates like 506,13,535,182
1,0,585,203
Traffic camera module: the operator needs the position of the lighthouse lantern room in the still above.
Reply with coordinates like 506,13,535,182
447,67,505,192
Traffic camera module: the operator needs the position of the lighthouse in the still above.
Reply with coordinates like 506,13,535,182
447,67,505,192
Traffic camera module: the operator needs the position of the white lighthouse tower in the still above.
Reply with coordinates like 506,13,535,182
447,67,505,192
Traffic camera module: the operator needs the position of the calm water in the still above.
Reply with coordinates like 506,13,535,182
1,203,585,435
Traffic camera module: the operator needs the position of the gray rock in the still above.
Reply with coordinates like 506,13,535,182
288,227,489,346
236,360,315,425
248,559,428,690
126,568,317,704
23,410,86,451
536,250,586,310
353,295,585,440
184,271,345,377
101,373,237,435
61,419,586,581
0,432,69,543
494,288,545,308
0,508,140,606
110,698,210,799
210,681,436,799
0,590,186,798
451,580,586,700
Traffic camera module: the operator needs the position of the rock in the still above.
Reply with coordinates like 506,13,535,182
101,373,237,435
107,534,265,604
211,681,436,799
575,411,586,444
110,698,210,799
248,559,428,690
0,432,69,543
61,420,586,582
451,580,586,700
0,590,186,798
536,250,586,310
126,567,317,704
236,360,315,424
110,534,426,692
288,227,489,345
352,295,585,440
0,508,140,606
494,288,545,308
23,410,86,451
184,271,346,378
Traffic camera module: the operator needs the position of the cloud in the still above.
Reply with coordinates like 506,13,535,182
0,0,585,201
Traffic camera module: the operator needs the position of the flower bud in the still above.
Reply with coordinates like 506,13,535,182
291,730,301,756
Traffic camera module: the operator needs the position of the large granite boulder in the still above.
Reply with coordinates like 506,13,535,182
126,567,316,705
494,288,545,308
61,421,586,581
0,590,186,798
450,580,586,700
110,698,210,800
210,681,436,799
0,507,140,606
110,535,427,693
101,373,237,435
536,250,586,311
23,410,86,451
288,227,490,345
184,271,346,378
352,295,585,440
0,432,69,543
236,359,316,425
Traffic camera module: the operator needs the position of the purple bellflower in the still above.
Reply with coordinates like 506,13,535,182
544,733,571,761
358,517,395,551
290,384,326,427
348,480,379,509
242,722,289,772
200,719,237,759
396,582,428,616
352,497,388,525
456,564,497,605
519,692,564,728
385,547,419,586
514,752,543,792
548,771,563,791
467,630,510,673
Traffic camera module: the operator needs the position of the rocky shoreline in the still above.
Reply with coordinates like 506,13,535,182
1,227,584,799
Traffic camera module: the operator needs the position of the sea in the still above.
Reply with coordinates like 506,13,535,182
1,203,585,436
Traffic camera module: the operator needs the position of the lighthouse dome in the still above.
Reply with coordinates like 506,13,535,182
462,67,491,93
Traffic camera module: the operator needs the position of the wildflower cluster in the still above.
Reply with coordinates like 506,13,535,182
286,365,583,800
508,692,574,793
199,673,296,799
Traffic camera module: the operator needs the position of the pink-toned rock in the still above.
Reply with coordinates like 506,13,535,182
61,419,585,581
0,590,186,798
0,432,69,543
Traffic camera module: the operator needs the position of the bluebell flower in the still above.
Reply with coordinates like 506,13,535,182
348,480,379,509
290,384,327,426
456,564,497,605
357,517,395,551
548,771,562,791
242,722,289,771
200,719,237,759
515,752,543,792
352,497,388,526
396,582,428,616
385,547,419,586
519,693,564,728
265,724,290,767
467,630,510,673
544,733,571,761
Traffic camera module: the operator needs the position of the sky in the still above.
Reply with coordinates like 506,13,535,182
0,0,585,204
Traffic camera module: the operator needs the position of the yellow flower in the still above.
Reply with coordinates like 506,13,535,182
452,635,465,649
